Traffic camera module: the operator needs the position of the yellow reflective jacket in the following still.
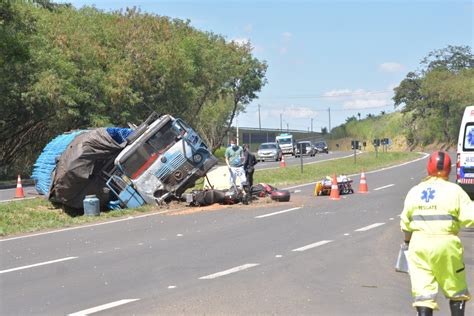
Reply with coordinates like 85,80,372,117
400,177,474,234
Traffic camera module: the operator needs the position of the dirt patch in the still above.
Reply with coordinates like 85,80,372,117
164,194,302,216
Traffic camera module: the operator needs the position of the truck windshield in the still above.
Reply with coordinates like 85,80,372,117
122,120,179,178
278,138,292,145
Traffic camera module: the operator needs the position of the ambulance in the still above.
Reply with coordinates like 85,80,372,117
457,106,474,199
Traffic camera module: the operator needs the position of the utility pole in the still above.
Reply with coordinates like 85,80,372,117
311,118,313,133
280,113,282,131
287,123,289,132
236,117,239,145
258,104,261,130
328,107,331,132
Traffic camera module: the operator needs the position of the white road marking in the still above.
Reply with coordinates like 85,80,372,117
275,255,283,258
176,234,183,237
0,256,78,274
293,190,302,193
355,223,385,232
0,210,172,242
68,299,139,316
292,240,333,252
0,197,36,203
168,285,176,289
344,233,350,236
255,207,301,219
373,184,395,191
199,263,259,280
389,218,394,221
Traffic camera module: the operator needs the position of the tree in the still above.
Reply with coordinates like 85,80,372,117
393,45,474,146
0,2,268,176
345,116,357,123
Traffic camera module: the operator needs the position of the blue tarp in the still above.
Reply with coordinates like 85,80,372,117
31,130,85,195
106,127,133,144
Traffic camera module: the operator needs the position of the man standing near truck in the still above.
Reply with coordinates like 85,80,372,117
225,138,247,191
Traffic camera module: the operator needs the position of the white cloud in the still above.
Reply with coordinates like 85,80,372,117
262,105,319,119
322,89,353,98
232,38,249,46
279,31,292,55
322,88,394,110
343,98,392,109
282,32,292,40
379,62,405,73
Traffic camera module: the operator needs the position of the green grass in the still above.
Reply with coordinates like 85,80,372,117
0,151,421,237
254,151,422,187
0,198,155,237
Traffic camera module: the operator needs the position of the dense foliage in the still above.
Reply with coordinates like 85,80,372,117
0,1,267,177
393,45,473,146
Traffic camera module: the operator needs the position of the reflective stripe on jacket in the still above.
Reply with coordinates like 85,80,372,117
400,177,474,234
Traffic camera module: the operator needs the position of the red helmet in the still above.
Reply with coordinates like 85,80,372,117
427,151,451,178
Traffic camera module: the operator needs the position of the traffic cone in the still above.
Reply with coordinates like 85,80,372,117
329,174,340,200
15,175,25,198
279,155,286,168
358,171,369,193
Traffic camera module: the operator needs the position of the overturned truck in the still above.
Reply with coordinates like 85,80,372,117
32,113,218,211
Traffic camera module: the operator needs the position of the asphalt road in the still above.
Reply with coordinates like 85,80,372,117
0,186,38,202
1,154,473,315
255,150,355,170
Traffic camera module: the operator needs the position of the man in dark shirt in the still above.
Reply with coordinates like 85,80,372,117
243,144,257,188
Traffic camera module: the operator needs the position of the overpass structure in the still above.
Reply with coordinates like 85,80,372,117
229,127,325,152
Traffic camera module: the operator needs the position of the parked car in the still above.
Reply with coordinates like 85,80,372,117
257,142,283,162
315,141,329,154
295,141,316,157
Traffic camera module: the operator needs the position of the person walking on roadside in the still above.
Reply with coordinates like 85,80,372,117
225,138,247,192
400,151,474,316
243,144,257,188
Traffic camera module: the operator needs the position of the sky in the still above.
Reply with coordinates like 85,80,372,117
59,0,473,132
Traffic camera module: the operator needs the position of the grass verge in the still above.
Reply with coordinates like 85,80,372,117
254,151,422,187
0,198,155,237
1,151,422,237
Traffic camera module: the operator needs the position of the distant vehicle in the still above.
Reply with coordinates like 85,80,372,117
295,141,316,157
257,142,283,162
276,133,295,155
457,105,474,199
314,141,329,154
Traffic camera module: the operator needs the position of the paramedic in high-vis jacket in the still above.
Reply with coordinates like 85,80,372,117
400,151,474,316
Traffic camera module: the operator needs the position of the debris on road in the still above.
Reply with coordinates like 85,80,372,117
314,175,354,196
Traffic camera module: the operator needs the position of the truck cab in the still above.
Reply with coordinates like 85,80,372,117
109,114,218,206
276,133,295,155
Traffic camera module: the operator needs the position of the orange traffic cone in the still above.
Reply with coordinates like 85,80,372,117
15,175,25,198
279,155,286,168
329,174,340,200
358,171,369,193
